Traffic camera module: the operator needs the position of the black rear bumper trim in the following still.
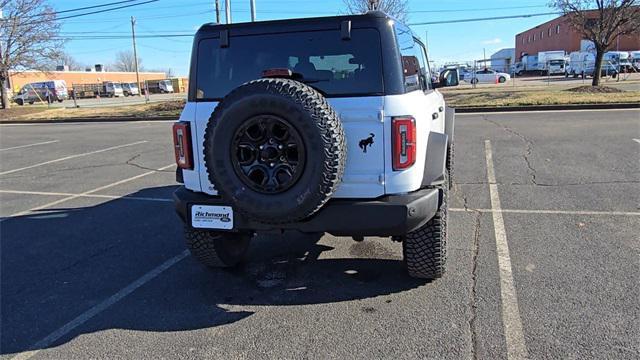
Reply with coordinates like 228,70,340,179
173,186,440,237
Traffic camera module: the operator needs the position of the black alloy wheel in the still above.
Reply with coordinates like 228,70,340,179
231,115,306,194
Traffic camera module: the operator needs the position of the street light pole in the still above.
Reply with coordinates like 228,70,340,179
131,16,141,96
225,0,231,24
215,0,220,23
250,0,256,21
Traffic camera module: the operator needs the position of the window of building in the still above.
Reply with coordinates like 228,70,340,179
541,31,544,39
533,34,536,41
528,35,531,43
556,24,560,34
522,37,525,45
548,27,552,36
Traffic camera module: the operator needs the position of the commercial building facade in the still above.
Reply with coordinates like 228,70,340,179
8,70,167,93
490,48,516,72
515,12,640,61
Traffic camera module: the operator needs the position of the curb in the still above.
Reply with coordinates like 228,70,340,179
0,116,176,124
454,103,640,113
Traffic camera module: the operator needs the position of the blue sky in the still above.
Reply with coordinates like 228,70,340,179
55,0,558,76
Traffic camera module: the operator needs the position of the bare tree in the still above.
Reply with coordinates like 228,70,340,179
0,0,63,109
112,50,142,72
344,0,409,23
550,0,640,86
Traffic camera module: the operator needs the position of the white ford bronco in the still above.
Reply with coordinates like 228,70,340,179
172,11,459,280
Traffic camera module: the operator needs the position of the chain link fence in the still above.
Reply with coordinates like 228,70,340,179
435,57,640,90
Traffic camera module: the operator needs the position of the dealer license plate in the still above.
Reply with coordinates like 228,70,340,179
191,205,234,230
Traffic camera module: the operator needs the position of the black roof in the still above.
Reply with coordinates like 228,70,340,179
194,11,398,37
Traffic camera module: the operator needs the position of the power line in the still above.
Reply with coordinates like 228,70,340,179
16,0,160,26
408,12,561,26
56,0,160,21
55,0,147,15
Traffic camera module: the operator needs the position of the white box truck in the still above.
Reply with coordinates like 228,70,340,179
537,51,566,75
514,54,538,75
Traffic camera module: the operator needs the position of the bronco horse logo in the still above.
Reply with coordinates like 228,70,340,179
359,133,375,153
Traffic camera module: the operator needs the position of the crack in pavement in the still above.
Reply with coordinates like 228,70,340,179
483,116,538,185
126,154,174,173
453,185,481,360
468,210,481,360
455,180,640,187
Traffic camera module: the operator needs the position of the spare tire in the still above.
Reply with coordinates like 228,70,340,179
204,78,346,224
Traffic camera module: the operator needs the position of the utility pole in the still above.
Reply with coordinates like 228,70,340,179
225,0,231,24
215,0,220,23
131,16,141,96
250,0,256,21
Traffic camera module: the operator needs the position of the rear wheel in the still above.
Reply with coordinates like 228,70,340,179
498,76,506,83
184,227,251,268
15,98,24,106
403,174,448,280
471,78,479,85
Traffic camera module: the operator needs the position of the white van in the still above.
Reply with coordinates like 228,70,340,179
103,82,124,97
604,51,633,71
13,80,68,106
567,51,595,77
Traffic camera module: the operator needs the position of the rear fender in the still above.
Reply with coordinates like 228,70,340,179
445,106,455,146
422,132,448,187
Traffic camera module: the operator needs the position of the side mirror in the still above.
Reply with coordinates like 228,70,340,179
439,69,460,87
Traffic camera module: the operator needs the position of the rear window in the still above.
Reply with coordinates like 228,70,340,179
195,29,383,100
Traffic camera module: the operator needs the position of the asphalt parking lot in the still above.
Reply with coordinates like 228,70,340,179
1,109,639,359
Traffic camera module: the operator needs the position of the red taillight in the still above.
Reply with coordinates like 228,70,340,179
392,116,416,171
172,121,193,169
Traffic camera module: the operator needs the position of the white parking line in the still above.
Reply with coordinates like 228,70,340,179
0,141,147,176
11,250,190,360
457,108,640,115
0,189,173,203
0,140,59,152
485,140,529,360
633,138,640,144
450,208,640,216
0,164,174,223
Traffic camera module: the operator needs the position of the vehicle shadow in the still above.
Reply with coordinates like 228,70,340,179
1,185,425,355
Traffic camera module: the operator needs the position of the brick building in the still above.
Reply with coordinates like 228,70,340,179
515,12,640,61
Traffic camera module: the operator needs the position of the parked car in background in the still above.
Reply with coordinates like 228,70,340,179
122,82,140,96
467,69,510,84
13,80,68,106
628,51,640,71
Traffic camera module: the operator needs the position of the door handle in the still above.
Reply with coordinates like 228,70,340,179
432,112,439,120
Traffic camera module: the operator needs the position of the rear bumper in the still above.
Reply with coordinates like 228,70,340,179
173,186,441,237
